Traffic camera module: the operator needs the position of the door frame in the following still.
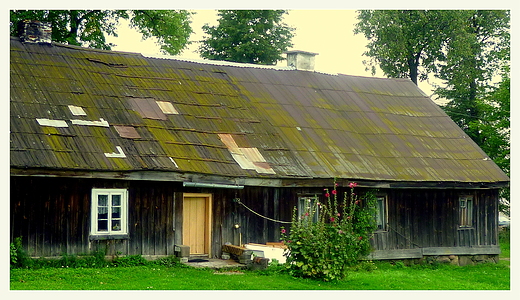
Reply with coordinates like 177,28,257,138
182,193,213,257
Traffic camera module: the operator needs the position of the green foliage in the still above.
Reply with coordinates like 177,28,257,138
354,10,454,85
149,256,184,268
111,255,148,267
253,258,288,276
10,10,193,55
198,10,294,65
10,237,32,268
282,182,377,281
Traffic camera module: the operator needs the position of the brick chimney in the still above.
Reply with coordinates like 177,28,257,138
285,50,318,71
18,20,52,44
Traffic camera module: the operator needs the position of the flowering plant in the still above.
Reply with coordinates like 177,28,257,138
281,180,376,281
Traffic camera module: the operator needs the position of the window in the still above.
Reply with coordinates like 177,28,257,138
375,195,387,231
459,195,474,227
91,189,128,236
298,195,319,222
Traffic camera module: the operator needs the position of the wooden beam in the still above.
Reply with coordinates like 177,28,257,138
11,168,508,189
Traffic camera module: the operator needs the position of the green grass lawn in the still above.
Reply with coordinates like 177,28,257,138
10,261,510,290
10,229,511,290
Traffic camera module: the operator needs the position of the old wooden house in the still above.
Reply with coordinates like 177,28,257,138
10,22,509,265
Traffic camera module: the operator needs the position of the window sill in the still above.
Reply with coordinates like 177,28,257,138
89,234,129,241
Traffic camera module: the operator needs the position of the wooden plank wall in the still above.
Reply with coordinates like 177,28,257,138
10,176,179,257
371,189,499,252
11,176,500,259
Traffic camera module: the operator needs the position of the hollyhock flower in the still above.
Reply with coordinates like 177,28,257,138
338,230,344,234
281,229,286,234
358,236,363,240
317,202,321,206
305,212,309,216
346,216,351,220
332,190,337,195
349,182,358,188
337,213,341,216
355,200,360,205
325,193,330,198
335,183,339,186
330,217,335,222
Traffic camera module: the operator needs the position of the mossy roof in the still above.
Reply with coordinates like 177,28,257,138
9,37,509,183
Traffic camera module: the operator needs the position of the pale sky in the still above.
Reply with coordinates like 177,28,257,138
106,10,439,98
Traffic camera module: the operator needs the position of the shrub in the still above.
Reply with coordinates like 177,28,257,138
281,181,377,281
111,254,148,267
10,237,32,269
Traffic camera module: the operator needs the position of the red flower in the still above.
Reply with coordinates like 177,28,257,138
305,212,309,216
281,229,286,234
335,183,339,186
325,193,330,198
330,217,335,222
355,200,360,205
331,190,337,195
358,236,363,240
349,182,358,188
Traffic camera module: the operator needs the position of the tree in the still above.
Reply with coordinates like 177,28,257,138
354,10,455,85
354,10,510,208
434,10,510,146
198,10,294,65
10,10,193,55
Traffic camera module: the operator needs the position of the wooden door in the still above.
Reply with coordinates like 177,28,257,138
182,193,212,255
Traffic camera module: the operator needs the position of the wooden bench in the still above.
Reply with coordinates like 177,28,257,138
222,244,253,264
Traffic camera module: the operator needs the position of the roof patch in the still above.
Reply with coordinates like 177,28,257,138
218,134,275,174
36,118,68,127
68,105,87,116
128,98,167,120
114,125,141,139
156,101,179,115
71,118,109,127
104,146,126,158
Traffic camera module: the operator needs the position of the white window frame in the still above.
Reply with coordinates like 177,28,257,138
90,188,128,236
375,195,388,231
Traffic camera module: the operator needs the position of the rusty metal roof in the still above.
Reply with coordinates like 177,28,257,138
10,37,509,184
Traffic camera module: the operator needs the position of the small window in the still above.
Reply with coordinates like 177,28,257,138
459,195,474,227
298,195,319,222
375,195,387,231
91,189,128,236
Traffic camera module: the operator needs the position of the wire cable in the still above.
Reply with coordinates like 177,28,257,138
234,198,292,224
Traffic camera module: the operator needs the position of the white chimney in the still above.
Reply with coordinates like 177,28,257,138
285,50,318,71
18,20,52,44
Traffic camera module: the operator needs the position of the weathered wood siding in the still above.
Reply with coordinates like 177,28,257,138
11,176,178,257
370,189,499,252
11,176,499,259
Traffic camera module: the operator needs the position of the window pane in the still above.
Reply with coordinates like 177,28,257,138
98,194,108,206
112,220,121,231
98,220,108,231
112,207,121,218
98,207,108,219
112,194,121,206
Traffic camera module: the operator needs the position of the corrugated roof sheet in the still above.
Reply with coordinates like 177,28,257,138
10,37,509,183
